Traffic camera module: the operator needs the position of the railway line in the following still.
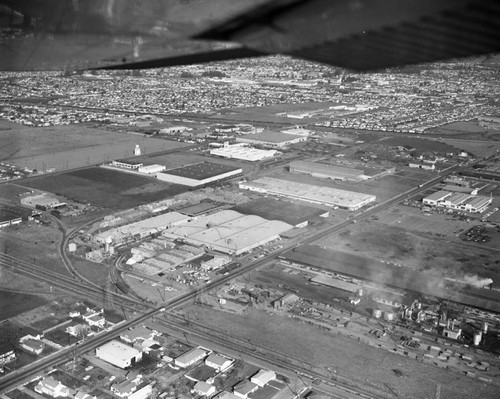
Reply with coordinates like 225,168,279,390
159,313,386,399
0,253,146,312
0,161,466,396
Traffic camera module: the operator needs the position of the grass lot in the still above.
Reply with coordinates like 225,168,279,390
186,304,500,399
0,290,48,321
429,121,500,140
0,121,189,171
379,136,460,153
0,223,68,275
437,138,500,158
318,220,500,280
20,167,189,210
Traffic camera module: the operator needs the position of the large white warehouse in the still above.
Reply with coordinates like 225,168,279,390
210,143,277,162
94,212,189,245
95,340,142,369
239,177,376,211
165,210,293,255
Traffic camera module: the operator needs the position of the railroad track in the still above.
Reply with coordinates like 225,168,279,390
0,253,146,312
159,312,386,399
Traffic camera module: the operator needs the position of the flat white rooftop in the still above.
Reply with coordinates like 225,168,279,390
240,177,376,211
167,209,292,255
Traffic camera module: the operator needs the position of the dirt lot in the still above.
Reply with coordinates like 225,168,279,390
184,304,500,399
19,167,189,210
318,220,500,280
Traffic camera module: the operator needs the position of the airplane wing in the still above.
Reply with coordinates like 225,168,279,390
0,0,498,71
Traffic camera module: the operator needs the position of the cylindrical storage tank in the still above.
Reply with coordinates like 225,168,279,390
384,311,395,322
482,322,488,334
373,309,382,318
440,310,447,323
473,331,482,346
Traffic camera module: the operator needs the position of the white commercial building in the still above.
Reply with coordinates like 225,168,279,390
166,210,292,255
94,212,189,245
175,347,209,368
95,340,142,369
205,353,234,372
239,177,376,211
423,191,492,213
210,143,278,162
138,164,166,174
250,369,276,387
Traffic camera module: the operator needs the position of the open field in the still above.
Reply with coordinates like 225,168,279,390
317,221,500,280
379,135,460,153
0,290,48,321
213,101,337,124
0,120,189,171
438,138,500,158
184,304,500,399
0,223,68,275
19,167,189,210
429,121,500,140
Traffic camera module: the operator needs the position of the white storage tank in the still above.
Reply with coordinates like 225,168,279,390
473,331,482,346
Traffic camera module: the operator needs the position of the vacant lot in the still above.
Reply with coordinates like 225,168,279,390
0,290,47,321
379,136,459,153
0,223,68,275
20,167,189,210
438,138,500,158
0,121,188,171
318,221,500,280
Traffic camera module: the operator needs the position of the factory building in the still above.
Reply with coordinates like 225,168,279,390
138,164,166,174
20,193,61,209
239,177,376,211
210,143,278,162
94,212,189,245
156,162,242,187
423,191,492,213
165,210,293,256
290,160,394,182
236,131,307,148
95,340,142,369
290,160,365,181
112,160,143,170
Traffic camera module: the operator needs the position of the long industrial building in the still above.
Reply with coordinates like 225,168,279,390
156,162,242,187
164,209,293,255
239,177,376,211
289,160,394,182
423,191,492,213
94,212,189,245
236,131,307,148
210,143,278,162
